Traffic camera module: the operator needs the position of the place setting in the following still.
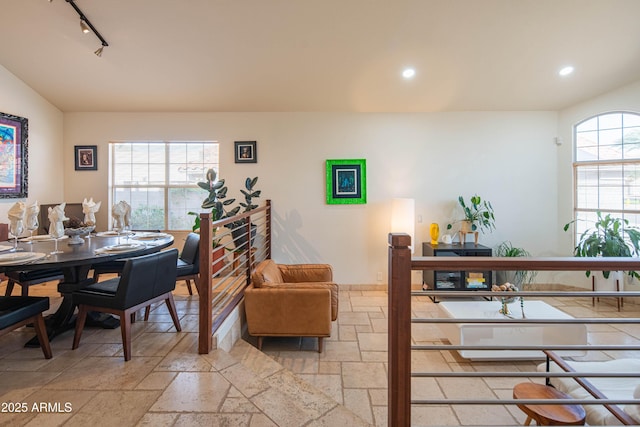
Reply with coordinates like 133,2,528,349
130,232,170,241
94,242,145,255
0,251,47,266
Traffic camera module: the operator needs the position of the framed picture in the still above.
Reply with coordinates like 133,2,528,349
326,159,367,204
234,141,257,163
0,111,28,199
75,145,97,171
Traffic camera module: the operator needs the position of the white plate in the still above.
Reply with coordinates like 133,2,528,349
96,231,120,237
132,232,169,240
0,252,47,265
22,235,69,242
97,243,144,253
0,244,14,252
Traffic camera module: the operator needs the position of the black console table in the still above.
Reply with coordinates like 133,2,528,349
422,242,492,301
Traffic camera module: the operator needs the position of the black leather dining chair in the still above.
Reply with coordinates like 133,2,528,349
72,248,181,361
177,232,200,295
143,233,200,320
0,296,52,359
91,229,162,282
4,269,64,296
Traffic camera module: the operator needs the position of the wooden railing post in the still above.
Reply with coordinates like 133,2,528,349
198,212,213,354
388,233,412,427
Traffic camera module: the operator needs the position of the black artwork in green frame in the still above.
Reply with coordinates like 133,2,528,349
326,159,367,204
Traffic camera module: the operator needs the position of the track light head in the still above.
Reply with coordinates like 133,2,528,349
94,45,104,57
80,19,90,34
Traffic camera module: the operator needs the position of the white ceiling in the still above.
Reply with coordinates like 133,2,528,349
1,0,640,113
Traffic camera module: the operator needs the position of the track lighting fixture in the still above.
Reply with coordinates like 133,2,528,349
50,0,109,56
80,19,90,34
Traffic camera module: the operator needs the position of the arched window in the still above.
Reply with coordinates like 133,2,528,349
573,111,640,235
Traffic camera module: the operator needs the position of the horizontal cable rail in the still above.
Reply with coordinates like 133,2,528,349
388,232,640,427
198,200,271,353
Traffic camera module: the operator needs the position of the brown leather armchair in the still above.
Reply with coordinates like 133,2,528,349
244,259,338,352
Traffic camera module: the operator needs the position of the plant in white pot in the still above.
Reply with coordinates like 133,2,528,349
564,211,640,279
446,194,496,243
564,211,640,309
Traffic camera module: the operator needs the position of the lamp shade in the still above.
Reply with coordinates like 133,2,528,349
391,198,415,252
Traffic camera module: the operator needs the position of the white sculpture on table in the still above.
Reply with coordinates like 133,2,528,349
48,203,67,254
111,201,132,232
82,197,101,226
8,201,25,235
7,201,25,250
47,203,67,239
25,200,40,241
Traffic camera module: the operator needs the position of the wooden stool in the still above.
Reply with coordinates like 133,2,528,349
513,383,585,426
459,230,479,245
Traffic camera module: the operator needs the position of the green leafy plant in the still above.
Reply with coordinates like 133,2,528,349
564,211,640,279
188,168,236,246
447,194,496,233
494,241,537,287
226,177,260,230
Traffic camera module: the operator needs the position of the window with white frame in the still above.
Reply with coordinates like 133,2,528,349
109,141,219,231
573,111,640,236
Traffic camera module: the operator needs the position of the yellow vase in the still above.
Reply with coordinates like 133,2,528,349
429,223,439,245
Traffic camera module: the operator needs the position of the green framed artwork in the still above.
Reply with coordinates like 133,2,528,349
326,159,367,204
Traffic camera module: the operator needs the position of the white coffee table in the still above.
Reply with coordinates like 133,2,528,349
437,300,587,360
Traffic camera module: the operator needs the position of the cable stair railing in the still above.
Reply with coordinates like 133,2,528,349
196,200,271,354
388,232,640,427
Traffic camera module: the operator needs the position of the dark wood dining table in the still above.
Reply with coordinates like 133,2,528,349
0,231,174,345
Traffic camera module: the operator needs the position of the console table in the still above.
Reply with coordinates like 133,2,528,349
422,242,492,300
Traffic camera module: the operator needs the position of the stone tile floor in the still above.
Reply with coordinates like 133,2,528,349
1,278,639,426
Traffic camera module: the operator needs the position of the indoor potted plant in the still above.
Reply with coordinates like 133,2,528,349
494,241,537,288
446,194,496,241
189,168,236,272
227,176,260,250
564,211,640,280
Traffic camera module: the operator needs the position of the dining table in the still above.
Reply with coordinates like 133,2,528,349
0,230,174,346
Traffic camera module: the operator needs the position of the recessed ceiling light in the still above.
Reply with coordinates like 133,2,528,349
402,68,416,79
559,66,574,77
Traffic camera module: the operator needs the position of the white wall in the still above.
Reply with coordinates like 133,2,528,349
0,65,64,222
63,111,560,284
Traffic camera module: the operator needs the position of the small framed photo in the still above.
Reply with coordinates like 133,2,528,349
326,159,367,204
234,141,257,163
75,145,97,171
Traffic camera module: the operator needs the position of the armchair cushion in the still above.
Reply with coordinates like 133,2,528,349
252,259,283,286
279,263,333,282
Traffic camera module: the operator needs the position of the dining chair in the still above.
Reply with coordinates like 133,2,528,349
4,269,64,296
176,232,200,296
72,248,181,361
143,233,200,320
91,229,162,282
0,296,52,359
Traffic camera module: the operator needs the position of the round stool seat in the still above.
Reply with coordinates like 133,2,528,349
513,382,585,426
